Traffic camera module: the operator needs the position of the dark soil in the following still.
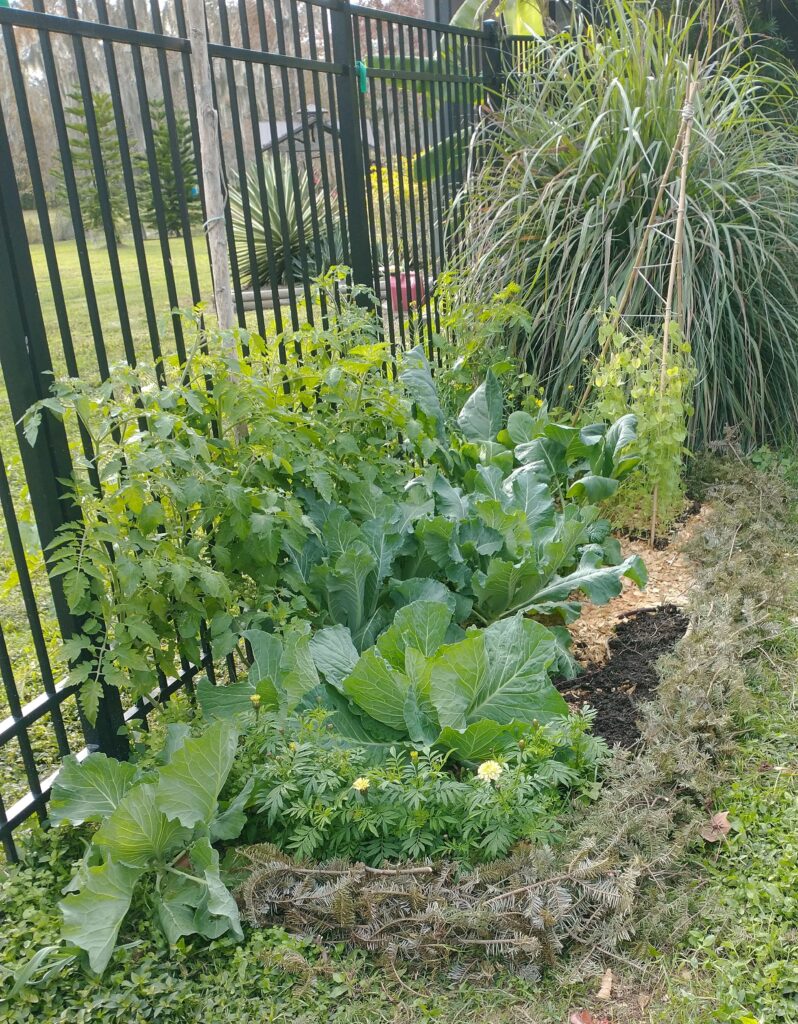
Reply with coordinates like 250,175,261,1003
557,605,689,747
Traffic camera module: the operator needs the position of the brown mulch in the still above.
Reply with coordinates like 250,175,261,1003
568,504,705,666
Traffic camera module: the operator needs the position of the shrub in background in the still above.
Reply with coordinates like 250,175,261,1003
229,154,331,288
590,314,696,536
453,0,798,446
135,99,199,237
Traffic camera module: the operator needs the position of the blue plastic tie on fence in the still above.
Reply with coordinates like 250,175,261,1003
354,60,368,94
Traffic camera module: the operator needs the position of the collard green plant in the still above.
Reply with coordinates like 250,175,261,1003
26,297,645,722
453,0,798,446
200,608,570,764
49,721,247,974
236,714,604,865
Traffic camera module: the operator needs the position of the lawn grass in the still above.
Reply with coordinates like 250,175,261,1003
654,673,798,1023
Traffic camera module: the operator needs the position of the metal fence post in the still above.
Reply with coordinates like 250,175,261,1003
481,18,505,96
0,105,128,760
329,0,374,293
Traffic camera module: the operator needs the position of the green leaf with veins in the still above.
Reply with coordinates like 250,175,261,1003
154,720,239,829
342,648,409,732
94,784,189,868
309,623,360,689
457,369,503,442
529,549,648,610
437,719,530,763
429,615,565,730
376,600,454,668
60,858,144,974
49,754,139,826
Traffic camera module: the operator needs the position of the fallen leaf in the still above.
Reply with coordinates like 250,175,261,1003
699,810,731,842
569,1013,610,1024
596,968,613,1000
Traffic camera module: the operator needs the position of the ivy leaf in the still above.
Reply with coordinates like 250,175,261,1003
49,754,139,826
60,858,144,974
154,720,239,829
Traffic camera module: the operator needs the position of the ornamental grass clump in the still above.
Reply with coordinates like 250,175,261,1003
453,0,798,446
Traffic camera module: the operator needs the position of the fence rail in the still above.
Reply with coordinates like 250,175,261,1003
0,0,498,860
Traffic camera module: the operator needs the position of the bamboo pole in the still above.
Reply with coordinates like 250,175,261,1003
186,0,234,335
573,66,698,420
649,62,699,546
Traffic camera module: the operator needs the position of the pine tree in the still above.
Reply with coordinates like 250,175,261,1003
57,91,129,244
135,99,199,237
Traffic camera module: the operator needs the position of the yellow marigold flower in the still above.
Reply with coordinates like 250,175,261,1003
352,777,370,792
477,760,504,782
409,750,418,761
249,693,261,709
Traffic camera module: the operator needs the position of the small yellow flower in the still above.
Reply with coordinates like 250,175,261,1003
249,693,261,709
352,777,370,792
409,750,418,761
477,760,504,782
288,741,297,751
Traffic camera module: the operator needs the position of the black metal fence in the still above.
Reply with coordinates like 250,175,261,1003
0,0,497,859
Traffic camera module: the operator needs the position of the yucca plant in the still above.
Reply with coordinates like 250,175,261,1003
452,0,798,446
229,155,332,288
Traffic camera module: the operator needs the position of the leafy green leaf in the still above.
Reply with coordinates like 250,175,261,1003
437,719,528,762
376,600,453,669
60,858,143,974
342,649,409,732
94,784,189,869
309,624,359,689
49,754,139,826
154,720,239,829
430,615,566,729
457,369,503,442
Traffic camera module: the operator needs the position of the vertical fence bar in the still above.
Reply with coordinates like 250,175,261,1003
0,105,128,762
330,0,373,293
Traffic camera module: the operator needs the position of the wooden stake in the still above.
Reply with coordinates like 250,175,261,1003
186,0,234,335
650,61,699,546
574,67,698,420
